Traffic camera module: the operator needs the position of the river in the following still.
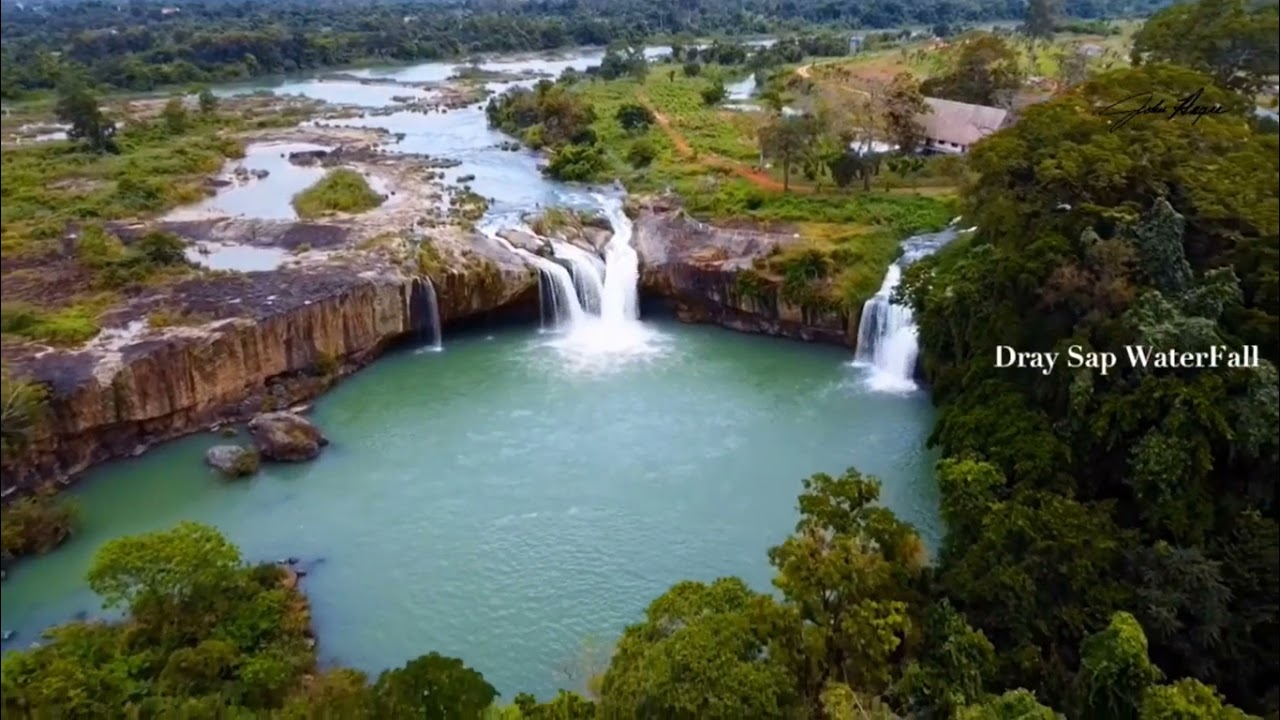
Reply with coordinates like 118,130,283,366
1,45,943,701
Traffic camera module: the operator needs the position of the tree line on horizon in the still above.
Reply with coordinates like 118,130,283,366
0,0,1176,97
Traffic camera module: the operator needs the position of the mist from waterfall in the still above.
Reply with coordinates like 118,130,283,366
853,228,959,393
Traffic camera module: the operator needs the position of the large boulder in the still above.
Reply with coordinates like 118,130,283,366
248,411,329,462
205,445,260,478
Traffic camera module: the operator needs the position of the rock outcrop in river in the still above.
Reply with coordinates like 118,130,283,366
630,196,858,347
248,411,328,462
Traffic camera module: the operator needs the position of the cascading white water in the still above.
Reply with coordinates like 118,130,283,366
482,223,585,330
534,261,585,329
853,228,959,393
478,197,664,368
422,277,443,352
553,241,605,315
853,264,919,392
595,194,640,324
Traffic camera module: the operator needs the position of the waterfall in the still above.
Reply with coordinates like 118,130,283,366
481,196,662,367
534,261,585,329
853,228,959,393
595,194,640,324
553,241,605,315
421,277,443,351
482,223,585,330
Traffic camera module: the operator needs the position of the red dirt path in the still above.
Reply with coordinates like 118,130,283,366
638,92,796,193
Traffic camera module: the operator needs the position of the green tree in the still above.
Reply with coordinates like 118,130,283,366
278,669,375,718
1140,679,1261,720
896,601,997,718
1075,612,1164,720
941,492,1133,701
512,690,596,718
55,78,117,153
161,96,189,134
1131,0,1280,96
0,621,142,718
4,525,315,715
701,79,728,106
372,653,497,720
882,72,928,153
198,87,218,115
682,61,702,77
626,137,658,167
599,578,797,719
544,143,607,181
758,114,822,191
956,689,1059,719
614,102,654,132
87,521,242,613
1025,0,1061,38
766,469,926,706
920,34,1024,107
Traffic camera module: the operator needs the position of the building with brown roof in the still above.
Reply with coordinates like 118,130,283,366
918,97,1010,154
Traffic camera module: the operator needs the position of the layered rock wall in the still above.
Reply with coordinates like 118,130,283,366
3,263,537,496
3,202,869,496
632,203,860,347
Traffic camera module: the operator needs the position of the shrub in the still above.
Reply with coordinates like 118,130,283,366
615,103,655,132
0,487,80,561
544,144,608,182
291,169,384,219
0,303,101,346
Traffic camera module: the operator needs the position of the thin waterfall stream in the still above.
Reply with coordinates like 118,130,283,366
421,278,443,352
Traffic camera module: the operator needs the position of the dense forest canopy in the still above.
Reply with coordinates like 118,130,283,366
0,0,1174,95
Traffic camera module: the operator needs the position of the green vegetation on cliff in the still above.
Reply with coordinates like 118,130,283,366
291,168,385,219
0,370,76,563
900,53,1278,720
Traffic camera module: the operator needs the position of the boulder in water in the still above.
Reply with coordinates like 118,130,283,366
248,411,329,462
205,445,260,478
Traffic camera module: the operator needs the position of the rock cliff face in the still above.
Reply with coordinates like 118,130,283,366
631,200,859,347
2,254,537,497
3,197,868,496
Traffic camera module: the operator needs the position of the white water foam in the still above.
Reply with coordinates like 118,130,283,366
852,228,959,393
480,197,668,372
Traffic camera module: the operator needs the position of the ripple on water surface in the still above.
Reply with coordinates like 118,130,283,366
0,322,939,700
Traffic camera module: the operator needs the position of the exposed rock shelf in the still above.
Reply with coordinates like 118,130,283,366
2,251,538,496
631,197,858,347
2,198,863,496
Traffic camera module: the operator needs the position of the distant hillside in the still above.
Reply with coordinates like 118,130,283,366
0,0,1173,96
